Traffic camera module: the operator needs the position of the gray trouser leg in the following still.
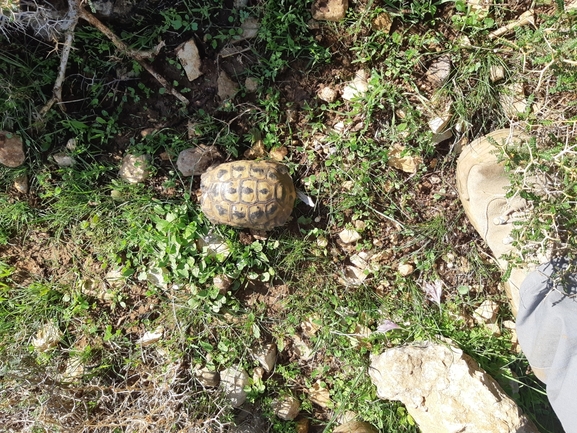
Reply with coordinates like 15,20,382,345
516,259,577,433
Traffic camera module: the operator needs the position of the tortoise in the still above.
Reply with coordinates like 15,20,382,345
200,160,296,230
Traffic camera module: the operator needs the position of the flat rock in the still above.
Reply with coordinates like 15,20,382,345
13,174,29,193
500,82,527,119
176,39,203,82
369,342,539,433
195,367,220,387
342,69,369,101
245,77,259,92
0,131,25,167
240,17,259,39
312,0,348,21
333,421,378,433
119,154,151,183
318,86,338,103
52,152,76,167
220,366,249,407
271,395,300,420
218,71,239,101
426,55,451,88
32,322,62,353
372,12,392,32
251,342,277,372
177,145,222,176
338,228,361,244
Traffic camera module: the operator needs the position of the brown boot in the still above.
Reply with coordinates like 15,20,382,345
456,128,534,317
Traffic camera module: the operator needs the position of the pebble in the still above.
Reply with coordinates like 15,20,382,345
398,263,414,276
195,367,220,387
220,366,249,407
119,154,151,183
218,71,239,101
0,131,25,168
245,77,259,92
311,0,348,21
240,17,259,39
338,228,361,244
272,395,301,420
426,55,451,88
342,70,369,101
176,39,203,82
251,342,277,372
318,86,338,103
177,145,222,176
13,174,28,193
52,152,76,167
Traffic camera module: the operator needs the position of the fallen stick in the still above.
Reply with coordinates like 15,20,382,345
489,10,534,40
78,7,189,105
38,0,79,116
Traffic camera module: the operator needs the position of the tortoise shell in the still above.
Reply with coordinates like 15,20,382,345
200,160,296,230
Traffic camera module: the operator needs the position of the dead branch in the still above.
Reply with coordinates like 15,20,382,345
39,0,189,119
38,0,79,116
78,7,189,105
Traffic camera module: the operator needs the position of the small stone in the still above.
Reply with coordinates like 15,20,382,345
296,418,309,433
428,115,451,134
311,0,348,21
244,133,267,159
240,17,259,39
342,70,369,101
136,325,164,346
342,265,368,285
426,55,451,88
500,82,527,119
490,64,505,83
213,274,233,294
197,233,231,258
220,366,249,407
431,129,453,145
251,342,277,372
218,71,239,101
354,220,366,231
52,152,76,167
272,395,301,421
292,334,314,360
0,131,25,167
333,121,346,133
308,380,331,408
301,315,321,337
468,0,490,17
145,267,169,289
318,86,338,103
398,263,414,276
60,355,84,382
177,145,222,176
333,421,378,433
474,300,499,324
269,146,288,161
372,12,392,32
119,154,151,183
13,174,28,193
245,77,259,92
195,367,220,387
176,39,203,82
338,228,361,244
336,411,358,425
387,144,423,173
32,322,62,353
105,268,125,288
